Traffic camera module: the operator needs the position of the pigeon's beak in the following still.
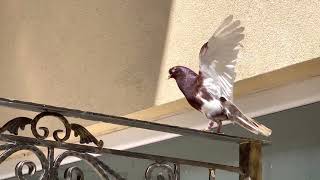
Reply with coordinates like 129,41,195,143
168,74,172,79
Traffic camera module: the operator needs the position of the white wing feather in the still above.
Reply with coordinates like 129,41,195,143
199,15,244,100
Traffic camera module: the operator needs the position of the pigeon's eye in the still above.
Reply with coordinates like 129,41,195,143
169,68,176,74
172,67,177,72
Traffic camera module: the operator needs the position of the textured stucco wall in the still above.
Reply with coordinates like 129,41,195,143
155,0,320,105
0,0,319,127
0,0,172,128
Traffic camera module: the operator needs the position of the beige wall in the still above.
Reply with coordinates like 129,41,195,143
0,0,319,129
155,0,320,105
0,0,172,128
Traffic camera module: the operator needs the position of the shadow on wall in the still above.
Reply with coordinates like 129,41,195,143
0,1,173,127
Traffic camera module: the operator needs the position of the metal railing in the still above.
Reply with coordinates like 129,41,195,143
0,98,268,180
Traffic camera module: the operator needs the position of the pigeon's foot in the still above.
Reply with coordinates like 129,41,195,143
202,128,214,132
202,128,225,134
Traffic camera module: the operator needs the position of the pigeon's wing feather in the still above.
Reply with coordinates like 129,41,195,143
199,15,244,100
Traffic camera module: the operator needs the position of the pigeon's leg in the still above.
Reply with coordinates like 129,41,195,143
211,115,227,134
203,120,215,132
216,121,223,134
208,120,215,131
203,115,227,133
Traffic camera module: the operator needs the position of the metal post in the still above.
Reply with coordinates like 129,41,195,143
174,164,180,180
239,142,262,180
47,146,55,180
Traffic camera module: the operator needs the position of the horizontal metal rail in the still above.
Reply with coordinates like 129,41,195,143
0,134,243,174
0,97,270,144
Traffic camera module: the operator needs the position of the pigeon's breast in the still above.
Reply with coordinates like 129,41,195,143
199,98,223,118
195,84,223,118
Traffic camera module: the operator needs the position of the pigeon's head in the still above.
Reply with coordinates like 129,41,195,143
168,66,192,80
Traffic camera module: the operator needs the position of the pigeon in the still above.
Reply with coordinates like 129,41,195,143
168,15,272,136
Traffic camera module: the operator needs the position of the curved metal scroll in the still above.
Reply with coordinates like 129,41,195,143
209,169,216,180
53,151,125,180
15,161,37,179
31,112,71,142
0,144,49,180
70,123,104,148
0,117,32,135
0,112,103,148
64,166,84,180
145,162,180,180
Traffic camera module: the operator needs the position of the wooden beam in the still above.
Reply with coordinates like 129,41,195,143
85,98,192,138
239,142,262,180
86,57,320,137
235,57,320,97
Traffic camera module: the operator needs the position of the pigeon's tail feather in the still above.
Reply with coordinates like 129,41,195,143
224,101,272,136
234,115,272,137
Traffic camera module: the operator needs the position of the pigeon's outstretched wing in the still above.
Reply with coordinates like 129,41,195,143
199,15,244,101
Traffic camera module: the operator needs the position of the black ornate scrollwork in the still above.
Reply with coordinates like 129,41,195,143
71,123,104,148
145,162,180,180
209,169,216,180
31,112,71,142
15,161,37,179
0,144,49,180
53,151,125,180
0,112,104,148
64,166,84,180
0,117,32,135
0,98,250,180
